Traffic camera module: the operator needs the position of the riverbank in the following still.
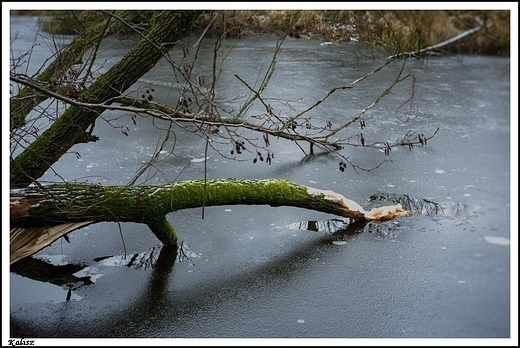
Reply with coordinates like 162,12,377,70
10,10,511,56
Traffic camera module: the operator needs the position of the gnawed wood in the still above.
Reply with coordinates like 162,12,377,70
10,179,411,264
306,187,408,221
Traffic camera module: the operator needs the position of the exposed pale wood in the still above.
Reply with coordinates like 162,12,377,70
10,222,93,264
306,187,408,221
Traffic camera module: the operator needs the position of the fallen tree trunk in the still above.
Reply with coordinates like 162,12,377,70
10,179,410,264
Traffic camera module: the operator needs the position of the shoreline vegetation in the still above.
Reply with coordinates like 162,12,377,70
10,10,510,56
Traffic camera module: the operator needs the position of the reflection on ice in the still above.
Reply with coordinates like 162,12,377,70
72,242,202,283
287,218,352,233
369,192,477,218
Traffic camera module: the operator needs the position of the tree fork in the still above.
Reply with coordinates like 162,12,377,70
10,12,119,131
10,179,410,264
10,11,201,188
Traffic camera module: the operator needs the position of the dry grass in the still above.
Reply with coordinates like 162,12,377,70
350,10,510,56
192,10,357,41
192,10,510,56
13,10,511,56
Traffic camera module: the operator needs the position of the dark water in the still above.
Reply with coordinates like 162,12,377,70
7,16,514,343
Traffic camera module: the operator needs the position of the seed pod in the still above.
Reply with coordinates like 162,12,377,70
418,133,427,146
263,132,270,147
197,74,205,87
266,104,273,115
183,64,191,75
181,44,189,58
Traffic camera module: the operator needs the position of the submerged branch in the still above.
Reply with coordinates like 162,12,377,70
387,17,485,59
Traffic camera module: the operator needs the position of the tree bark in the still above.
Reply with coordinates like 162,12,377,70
10,179,409,264
10,14,113,131
10,10,200,188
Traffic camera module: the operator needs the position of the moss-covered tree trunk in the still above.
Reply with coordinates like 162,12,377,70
10,10,200,188
10,179,409,264
10,13,115,131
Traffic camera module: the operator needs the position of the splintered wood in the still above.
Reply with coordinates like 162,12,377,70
10,222,93,265
306,187,410,221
